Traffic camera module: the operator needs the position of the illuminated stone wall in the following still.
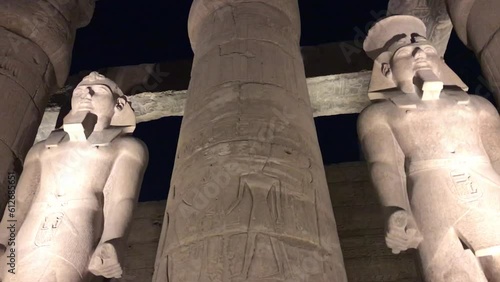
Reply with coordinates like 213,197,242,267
117,162,422,282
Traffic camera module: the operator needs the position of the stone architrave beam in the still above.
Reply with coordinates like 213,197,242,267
36,71,372,142
387,0,453,57
0,0,96,211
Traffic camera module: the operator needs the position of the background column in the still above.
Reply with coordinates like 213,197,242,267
446,0,500,106
0,0,96,210
154,0,347,281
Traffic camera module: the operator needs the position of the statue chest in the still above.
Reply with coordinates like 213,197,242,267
391,106,482,156
38,145,117,196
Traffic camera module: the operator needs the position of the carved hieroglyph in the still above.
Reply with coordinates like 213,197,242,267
359,15,500,281
0,73,148,281
153,1,347,281
445,0,500,108
387,0,453,57
0,0,97,215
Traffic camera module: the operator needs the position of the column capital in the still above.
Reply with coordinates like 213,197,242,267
0,0,96,86
188,0,301,49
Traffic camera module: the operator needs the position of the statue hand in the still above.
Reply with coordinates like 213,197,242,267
88,242,123,278
386,209,423,254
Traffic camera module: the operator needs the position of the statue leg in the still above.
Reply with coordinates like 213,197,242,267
409,169,490,281
13,250,85,282
39,264,83,282
418,228,487,282
479,255,500,282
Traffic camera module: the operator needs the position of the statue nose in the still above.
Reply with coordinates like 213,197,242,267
413,48,426,59
86,87,95,98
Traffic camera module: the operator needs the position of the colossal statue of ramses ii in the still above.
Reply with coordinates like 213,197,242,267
358,15,500,282
0,72,148,281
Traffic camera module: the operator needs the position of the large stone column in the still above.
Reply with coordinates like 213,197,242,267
446,0,500,105
0,1,95,209
153,0,347,281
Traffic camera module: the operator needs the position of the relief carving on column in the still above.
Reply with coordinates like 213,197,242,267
0,0,97,217
154,1,347,281
162,156,342,281
0,0,97,86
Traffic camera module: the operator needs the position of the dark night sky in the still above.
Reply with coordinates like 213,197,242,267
70,1,488,201
71,0,393,71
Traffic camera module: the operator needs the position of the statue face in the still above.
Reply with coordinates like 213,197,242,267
72,84,116,119
389,44,441,86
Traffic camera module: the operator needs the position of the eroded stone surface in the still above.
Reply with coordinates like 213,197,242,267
0,73,148,281
359,15,500,281
112,163,423,282
153,1,347,281
0,0,97,216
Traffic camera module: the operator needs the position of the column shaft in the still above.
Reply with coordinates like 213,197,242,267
0,0,95,209
446,0,500,105
154,1,347,281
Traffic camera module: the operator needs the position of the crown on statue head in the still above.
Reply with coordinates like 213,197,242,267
77,71,125,98
363,15,429,62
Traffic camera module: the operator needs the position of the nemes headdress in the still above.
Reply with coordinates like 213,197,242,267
363,15,467,100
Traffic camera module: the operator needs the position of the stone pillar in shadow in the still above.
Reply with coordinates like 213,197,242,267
446,0,500,106
0,0,96,211
153,0,347,281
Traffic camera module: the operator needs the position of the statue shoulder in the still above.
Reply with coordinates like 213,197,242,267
359,101,393,125
25,141,46,161
469,95,498,116
113,135,149,163
358,102,395,139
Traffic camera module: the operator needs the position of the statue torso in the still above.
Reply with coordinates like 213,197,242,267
385,96,488,162
16,135,127,257
36,139,118,203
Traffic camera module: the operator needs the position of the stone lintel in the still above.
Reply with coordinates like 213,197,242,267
36,71,371,142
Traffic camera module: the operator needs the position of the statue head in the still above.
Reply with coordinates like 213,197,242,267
72,72,126,118
363,15,467,101
67,72,135,135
